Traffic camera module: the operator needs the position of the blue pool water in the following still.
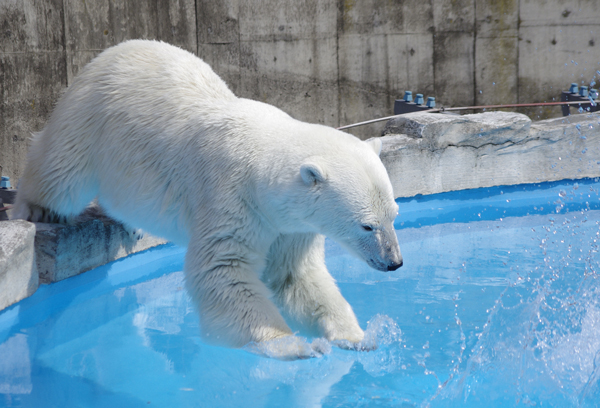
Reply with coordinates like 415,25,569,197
1,179,600,407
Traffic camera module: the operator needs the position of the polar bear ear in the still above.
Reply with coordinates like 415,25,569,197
300,161,326,185
365,138,382,156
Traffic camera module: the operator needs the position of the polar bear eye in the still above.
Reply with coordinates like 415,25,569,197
361,225,374,232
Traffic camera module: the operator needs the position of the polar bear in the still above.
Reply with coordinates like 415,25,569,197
13,40,403,359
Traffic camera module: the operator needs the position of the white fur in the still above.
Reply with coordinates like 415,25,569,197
13,40,402,358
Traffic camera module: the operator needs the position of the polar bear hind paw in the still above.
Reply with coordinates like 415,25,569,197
16,203,72,224
123,226,145,241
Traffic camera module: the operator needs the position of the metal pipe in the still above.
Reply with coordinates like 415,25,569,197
336,100,597,131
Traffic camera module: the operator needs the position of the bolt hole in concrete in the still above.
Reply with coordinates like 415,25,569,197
1,179,600,407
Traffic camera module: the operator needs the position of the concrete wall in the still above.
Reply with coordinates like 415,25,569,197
1,0,599,185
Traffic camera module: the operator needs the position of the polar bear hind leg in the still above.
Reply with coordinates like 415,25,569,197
12,131,98,224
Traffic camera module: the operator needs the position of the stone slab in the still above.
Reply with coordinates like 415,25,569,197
34,207,167,283
380,112,600,198
383,111,532,149
0,220,38,311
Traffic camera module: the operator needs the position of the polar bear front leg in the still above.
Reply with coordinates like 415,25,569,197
264,233,365,346
184,237,321,360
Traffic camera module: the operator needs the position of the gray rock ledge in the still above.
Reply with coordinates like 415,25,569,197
35,206,167,283
380,112,600,197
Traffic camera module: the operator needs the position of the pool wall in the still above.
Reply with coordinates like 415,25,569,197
1,111,599,311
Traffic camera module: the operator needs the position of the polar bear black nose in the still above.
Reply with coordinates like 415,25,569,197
387,260,403,271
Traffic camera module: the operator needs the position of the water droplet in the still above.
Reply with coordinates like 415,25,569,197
582,148,588,154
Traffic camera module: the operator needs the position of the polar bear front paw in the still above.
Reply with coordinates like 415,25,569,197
319,314,377,351
244,335,331,360
332,339,377,352
319,314,364,341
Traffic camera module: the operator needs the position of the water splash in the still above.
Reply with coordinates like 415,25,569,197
339,314,405,378
429,207,600,407
362,314,402,348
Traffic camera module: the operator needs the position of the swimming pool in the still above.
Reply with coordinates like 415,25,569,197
1,179,599,407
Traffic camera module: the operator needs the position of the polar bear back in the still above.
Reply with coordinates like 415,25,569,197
85,40,236,104
21,40,390,248
22,41,246,243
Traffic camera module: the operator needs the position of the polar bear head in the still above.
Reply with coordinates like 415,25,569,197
296,135,403,272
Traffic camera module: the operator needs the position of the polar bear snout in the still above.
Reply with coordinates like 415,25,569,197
387,258,403,271
387,243,403,271
366,255,403,272
365,227,403,272
382,248,403,271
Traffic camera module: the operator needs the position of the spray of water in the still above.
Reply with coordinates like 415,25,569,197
429,194,600,407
